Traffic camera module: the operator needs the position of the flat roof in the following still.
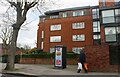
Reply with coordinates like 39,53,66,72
45,6,91,15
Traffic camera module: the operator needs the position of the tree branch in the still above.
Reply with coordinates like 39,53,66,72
6,0,17,7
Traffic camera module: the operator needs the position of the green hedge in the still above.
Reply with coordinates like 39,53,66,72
1,53,79,63
22,53,54,58
66,53,79,59
22,53,78,59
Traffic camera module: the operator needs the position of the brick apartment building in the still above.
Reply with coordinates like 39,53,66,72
37,0,120,53
36,0,120,71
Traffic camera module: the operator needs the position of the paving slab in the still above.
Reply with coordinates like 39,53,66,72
0,63,119,76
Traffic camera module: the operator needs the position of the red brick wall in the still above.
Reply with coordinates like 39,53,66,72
99,0,115,8
20,58,78,65
44,15,93,52
37,22,44,49
37,12,93,52
85,44,119,72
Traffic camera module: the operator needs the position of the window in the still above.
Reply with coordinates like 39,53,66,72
42,31,44,38
115,9,120,15
102,10,115,23
50,36,61,42
41,42,44,49
102,0,106,6
50,48,55,53
102,17,115,23
92,9,99,19
73,10,84,16
102,10,114,17
72,47,84,54
62,12,67,18
93,21,100,32
93,35,101,39
105,27,116,42
115,16,120,23
40,17,45,22
117,27,120,42
73,34,85,41
50,15,59,19
117,27,120,33
50,24,61,31
72,22,85,29
115,9,120,23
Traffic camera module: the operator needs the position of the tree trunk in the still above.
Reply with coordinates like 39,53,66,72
5,28,19,70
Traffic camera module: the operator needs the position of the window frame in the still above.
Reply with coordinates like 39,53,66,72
62,12,68,18
93,35,101,39
50,24,61,31
105,27,117,42
50,48,55,53
72,47,84,54
72,34,85,41
93,21,100,32
92,8,99,19
72,22,85,29
73,10,84,16
102,10,115,24
50,36,61,42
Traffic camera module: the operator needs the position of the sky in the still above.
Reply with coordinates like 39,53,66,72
0,0,99,48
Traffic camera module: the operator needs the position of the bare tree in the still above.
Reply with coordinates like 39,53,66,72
0,0,58,70
23,44,31,50
0,26,13,55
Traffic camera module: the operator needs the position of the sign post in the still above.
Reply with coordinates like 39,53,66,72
54,45,66,69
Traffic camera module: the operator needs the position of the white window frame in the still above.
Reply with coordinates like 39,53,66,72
72,34,85,41
50,36,61,42
50,24,61,31
72,22,85,29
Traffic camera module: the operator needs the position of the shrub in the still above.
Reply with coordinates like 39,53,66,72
1,55,20,63
22,53,54,58
27,48,43,54
21,52,78,59
66,53,78,59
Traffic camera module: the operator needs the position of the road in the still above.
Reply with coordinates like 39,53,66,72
1,73,119,77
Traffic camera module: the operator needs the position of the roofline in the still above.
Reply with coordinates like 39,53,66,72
45,6,95,15
39,15,46,18
99,5,120,10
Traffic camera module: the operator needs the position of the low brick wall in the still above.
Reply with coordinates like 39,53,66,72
20,58,54,64
20,44,119,72
20,58,78,65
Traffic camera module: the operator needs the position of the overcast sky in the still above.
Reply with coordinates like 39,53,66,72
0,0,99,48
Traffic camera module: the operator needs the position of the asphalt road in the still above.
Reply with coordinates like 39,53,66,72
1,73,120,77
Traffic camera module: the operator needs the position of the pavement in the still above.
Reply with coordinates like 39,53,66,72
0,63,120,77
